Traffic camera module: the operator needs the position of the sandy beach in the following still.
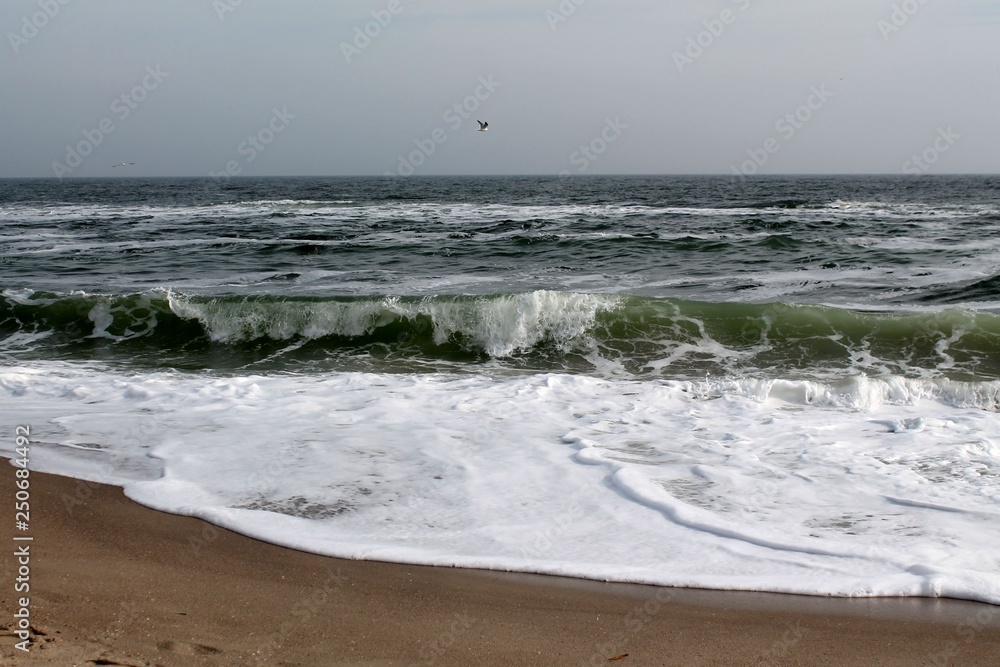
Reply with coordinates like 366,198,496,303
1,463,998,666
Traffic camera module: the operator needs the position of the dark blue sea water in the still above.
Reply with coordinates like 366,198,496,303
2,175,1000,380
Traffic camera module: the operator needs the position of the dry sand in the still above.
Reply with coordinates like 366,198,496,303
1,464,998,666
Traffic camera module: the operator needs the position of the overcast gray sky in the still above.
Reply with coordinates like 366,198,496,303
2,0,999,178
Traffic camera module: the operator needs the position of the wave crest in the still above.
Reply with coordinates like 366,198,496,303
3,289,1000,381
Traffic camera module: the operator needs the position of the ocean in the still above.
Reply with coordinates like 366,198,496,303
2,175,999,604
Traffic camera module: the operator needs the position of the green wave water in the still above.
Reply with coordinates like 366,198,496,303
4,289,999,381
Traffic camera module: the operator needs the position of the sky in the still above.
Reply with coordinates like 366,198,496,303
2,0,999,178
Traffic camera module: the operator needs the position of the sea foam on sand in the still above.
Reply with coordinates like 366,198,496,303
3,363,999,605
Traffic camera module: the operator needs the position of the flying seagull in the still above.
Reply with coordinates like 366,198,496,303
477,120,489,132
112,162,135,168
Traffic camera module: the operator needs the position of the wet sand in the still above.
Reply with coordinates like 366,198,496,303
2,464,998,666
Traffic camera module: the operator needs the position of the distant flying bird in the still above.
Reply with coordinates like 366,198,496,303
477,120,489,132
112,162,135,167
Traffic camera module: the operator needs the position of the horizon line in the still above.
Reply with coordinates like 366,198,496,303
3,172,999,180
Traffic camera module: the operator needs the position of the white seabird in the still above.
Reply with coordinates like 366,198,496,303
477,120,489,132
112,162,135,168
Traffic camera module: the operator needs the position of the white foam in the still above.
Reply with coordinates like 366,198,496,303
2,362,999,604
825,200,1000,220
166,290,621,355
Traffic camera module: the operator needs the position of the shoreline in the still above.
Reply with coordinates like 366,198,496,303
2,464,999,666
